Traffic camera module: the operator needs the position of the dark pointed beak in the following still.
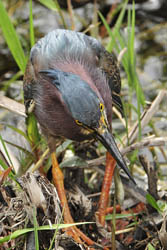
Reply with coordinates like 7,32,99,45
96,127,136,185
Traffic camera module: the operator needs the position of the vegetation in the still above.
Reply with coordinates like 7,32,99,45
0,0,166,249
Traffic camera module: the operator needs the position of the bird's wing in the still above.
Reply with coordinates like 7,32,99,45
23,61,37,114
98,49,124,116
85,36,124,116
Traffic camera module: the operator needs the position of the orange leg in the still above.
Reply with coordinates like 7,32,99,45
105,205,121,215
97,152,116,226
51,153,95,246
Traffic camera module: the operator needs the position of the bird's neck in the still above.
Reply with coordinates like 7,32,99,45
54,62,96,94
55,62,94,86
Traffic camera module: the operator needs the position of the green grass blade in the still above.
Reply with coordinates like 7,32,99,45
98,11,118,52
0,134,13,167
39,0,67,28
0,0,26,73
48,207,64,250
3,124,30,142
3,139,33,157
29,0,35,47
0,222,92,244
107,0,128,52
0,134,19,180
26,113,41,146
0,158,17,180
105,212,139,220
33,208,39,250
2,71,23,92
130,4,135,68
39,0,58,11
129,1,145,139
0,158,9,170
147,243,156,250
146,193,161,213
113,0,128,35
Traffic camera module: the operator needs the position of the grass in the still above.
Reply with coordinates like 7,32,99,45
0,222,91,244
0,0,27,73
99,0,145,142
29,0,35,47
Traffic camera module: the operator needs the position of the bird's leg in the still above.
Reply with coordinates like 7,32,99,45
97,152,116,226
51,153,95,246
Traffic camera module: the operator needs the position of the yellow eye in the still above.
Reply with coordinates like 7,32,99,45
100,103,104,111
75,120,82,126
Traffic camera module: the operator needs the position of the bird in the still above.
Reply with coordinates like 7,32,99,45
23,29,135,246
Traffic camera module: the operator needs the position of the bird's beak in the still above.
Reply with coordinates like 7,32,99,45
96,118,136,185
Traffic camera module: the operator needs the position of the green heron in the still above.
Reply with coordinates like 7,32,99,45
24,29,135,246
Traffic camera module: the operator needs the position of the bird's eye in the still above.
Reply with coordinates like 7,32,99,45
100,103,104,111
75,120,83,126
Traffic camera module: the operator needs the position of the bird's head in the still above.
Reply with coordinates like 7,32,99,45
40,69,135,184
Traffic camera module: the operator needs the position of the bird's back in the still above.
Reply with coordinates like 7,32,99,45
30,29,100,73
31,29,123,115
24,29,123,124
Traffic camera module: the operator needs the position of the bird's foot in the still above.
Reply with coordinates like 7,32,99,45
97,152,116,226
51,152,95,247
64,225,95,247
